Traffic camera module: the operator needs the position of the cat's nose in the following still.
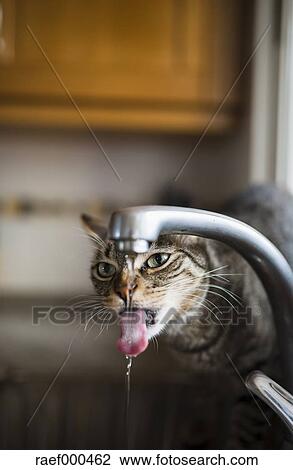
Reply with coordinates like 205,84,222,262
115,284,137,303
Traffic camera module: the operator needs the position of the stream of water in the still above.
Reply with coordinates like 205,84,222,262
124,355,133,448
124,254,136,448
125,254,136,291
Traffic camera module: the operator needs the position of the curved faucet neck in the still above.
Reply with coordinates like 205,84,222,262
109,205,293,392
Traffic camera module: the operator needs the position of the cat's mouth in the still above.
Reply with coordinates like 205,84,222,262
117,308,157,357
145,309,157,326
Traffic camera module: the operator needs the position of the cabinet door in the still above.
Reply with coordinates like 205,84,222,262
0,0,243,131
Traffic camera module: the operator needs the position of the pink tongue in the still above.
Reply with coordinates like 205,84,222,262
117,309,148,357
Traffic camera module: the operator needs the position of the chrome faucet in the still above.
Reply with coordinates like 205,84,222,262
246,371,293,433
108,205,293,433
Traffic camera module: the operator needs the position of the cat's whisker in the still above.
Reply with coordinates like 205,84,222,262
203,275,230,283
69,294,104,304
154,335,159,352
200,296,225,317
71,226,107,250
196,287,238,312
89,239,106,251
181,292,225,319
63,294,106,319
65,293,95,304
67,323,84,354
84,311,107,336
71,298,106,312
202,265,230,276
210,273,245,277
150,335,159,353
83,315,99,339
164,279,197,288
216,273,245,276
200,284,243,305
200,300,225,330
69,292,104,300
71,301,102,310
82,305,110,331
84,312,97,331
84,306,113,338
96,317,109,338
201,272,245,285
72,301,105,311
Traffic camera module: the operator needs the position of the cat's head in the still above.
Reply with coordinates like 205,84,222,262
81,213,210,355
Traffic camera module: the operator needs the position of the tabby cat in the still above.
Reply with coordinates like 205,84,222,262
81,185,293,449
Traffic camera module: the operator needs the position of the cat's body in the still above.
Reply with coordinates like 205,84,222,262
82,185,293,449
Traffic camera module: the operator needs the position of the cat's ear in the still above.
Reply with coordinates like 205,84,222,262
81,213,108,240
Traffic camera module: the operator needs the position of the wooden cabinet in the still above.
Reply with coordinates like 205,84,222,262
0,0,245,132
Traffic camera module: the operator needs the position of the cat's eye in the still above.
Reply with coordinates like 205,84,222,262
146,253,170,269
94,262,116,280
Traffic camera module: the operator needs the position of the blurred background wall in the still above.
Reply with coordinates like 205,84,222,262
0,125,249,294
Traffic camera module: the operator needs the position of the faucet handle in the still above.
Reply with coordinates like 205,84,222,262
246,370,293,434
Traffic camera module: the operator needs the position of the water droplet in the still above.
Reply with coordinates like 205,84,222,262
125,253,136,290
